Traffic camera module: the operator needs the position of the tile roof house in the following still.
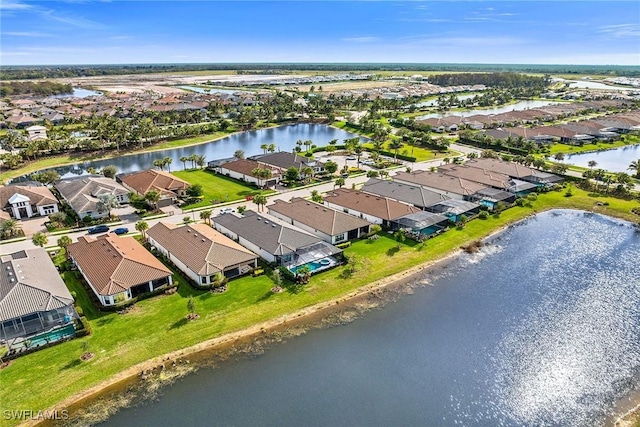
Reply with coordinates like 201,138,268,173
393,170,487,201
462,158,563,187
323,188,420,228
0,184,59,219
268,198,371,244
147,222,258,286
54,175,129,219
67,234,172,306
213,211,342,273
438,164,538,195
215,159,283,188
254,152,325,175
0,248,77,351
119,169,190,208
360,178,450,210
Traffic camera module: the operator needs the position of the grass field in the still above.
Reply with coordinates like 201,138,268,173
172,169,263,208
547,137,638,156
0,186,638,427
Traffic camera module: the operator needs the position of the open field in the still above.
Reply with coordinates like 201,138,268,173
0,186,638,427
547,136,639,155
172,169,263,208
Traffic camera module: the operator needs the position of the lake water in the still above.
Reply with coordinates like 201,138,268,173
413,94,476,107
566,144,640,172
53,88,102,98
566,80,636,92
102,210,640,427
11,124,364,181
177,85,255,95
416,100,559,119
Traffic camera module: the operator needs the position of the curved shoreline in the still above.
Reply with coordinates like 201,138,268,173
24,248,468,427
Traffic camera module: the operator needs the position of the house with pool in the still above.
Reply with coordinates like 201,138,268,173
213,211,342,275
0,248,78,354
67,234,173,306
267,198,370,244
360,178,450,211
146,222,258,286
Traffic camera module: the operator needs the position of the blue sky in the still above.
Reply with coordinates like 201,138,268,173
1,1,639,66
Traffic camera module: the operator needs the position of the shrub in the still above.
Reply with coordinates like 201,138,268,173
478,211,489,220
252,268,264,277
336,241,352,249
515,197,526,207
75,306,84,317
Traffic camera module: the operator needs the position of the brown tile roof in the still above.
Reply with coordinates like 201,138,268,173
0,184,57,210
268,198,370,236
323,188,419,221
67,234,171,296
438,164,513,190
394,170,487,197
120,169,190,198
463,158,537,179
147,222,257,275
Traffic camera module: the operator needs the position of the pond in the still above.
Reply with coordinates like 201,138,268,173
416,100,560,119
566,144,640,172
10,124,365,182
101,210,640,427
412,93,476,108
177,85,255,95
53,88,102,98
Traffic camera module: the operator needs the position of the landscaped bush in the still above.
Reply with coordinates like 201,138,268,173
478,211,490,220
252,268,264,277
336,241,352,249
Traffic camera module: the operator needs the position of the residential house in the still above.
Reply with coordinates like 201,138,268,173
54,175,129,219
25,125,47,141
393,211,450,237
323,188,420,228
255,152,325,175
213,210,342,273
267,198,370,244
438,164,538,196
147,222,258,286
119,169,190,207
394,170,488,201
0,184,59,219
360,178,450,210
427,199,482,223
462,158,564,187
0,248,77,351
215,159,283,188
67,234,173,306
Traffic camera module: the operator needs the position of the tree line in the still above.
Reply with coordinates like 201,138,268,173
427,72,549,89
0,81,73,97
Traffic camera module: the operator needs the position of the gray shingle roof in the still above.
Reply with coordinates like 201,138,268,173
214,211,339,256
360,178,450,208
0,248,74,322
267,198,370,237
54,175,128,216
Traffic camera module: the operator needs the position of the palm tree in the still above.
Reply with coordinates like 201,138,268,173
199,209,212,225
310,190,323,203
32,232,48,248
334,177,345,188
163,156,173,172
145,190,161,210
267,143,276,153
260,143,269,154
180,156,188,170
135,220,149,240
188,154,198,169
0,219,21,240
57,235,72,253
588,160,597,169
301,166,314,184
252,193,268,212
629,159,640,178
153,159,164,171
195,154,206,169
553,153,565,162
388,140,404,162
252,167,273,188
354,143,364,169
234,150,245,160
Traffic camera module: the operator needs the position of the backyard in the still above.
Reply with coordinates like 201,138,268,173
0,186,638,427
172,169,264,208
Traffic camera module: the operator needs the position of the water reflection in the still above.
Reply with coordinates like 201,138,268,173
566,144,640,172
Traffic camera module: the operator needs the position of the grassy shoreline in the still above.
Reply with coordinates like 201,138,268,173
1,187,638,427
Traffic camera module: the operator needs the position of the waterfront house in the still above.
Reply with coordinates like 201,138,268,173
0,248,77,352
360,178,450,210
427,199,482,223
323,188,420,228
267,198,370,244
0,183,59,220
213,210,342,274
461,158,563,187
25,125,47,141
393,211,451,237
119,169,190,207
254,152,325,175
67,234,173,306
215,159,283,188
147,222,258,285
438,164,538,196
394,170,488,201
54,175,129,220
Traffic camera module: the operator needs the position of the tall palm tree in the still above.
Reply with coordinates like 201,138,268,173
153,159,164,170
135,220,149,240
628,159,640,179
267,143,276,153
252,193,268,212
195,154,206,169
163,157,173,172
199,209,213,225
301,166,314,184
180,156,188,170
260,144,268,154
388,140,404,161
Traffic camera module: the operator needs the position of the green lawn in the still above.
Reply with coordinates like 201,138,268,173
172,169,263,208
0,187,638,426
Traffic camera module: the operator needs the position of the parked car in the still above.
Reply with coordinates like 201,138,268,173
87,225,109,234
111,227,129,235
346,156,356,160
220,208,236,214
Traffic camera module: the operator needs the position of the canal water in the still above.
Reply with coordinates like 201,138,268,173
102,210,640,427
566,144,640,173
416,100,559,119
12,124,364,181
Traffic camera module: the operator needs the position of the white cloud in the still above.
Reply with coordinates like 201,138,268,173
598,24,640,38
342,36,380,43
2,31,52,37
0,1,33,10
